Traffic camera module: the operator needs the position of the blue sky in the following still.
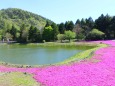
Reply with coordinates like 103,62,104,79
0,0,115,23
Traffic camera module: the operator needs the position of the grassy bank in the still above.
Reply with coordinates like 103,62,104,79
59,43,107,64
0,72,40,86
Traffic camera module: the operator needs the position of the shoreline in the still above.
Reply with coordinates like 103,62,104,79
0,42,102,68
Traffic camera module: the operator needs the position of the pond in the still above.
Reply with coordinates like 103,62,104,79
0,44,93,65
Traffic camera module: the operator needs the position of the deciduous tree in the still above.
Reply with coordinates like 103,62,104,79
64,30,76,42
42,26,53,41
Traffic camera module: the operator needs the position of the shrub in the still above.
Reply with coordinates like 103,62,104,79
57,34,65,42
86,29,105,40
64,30,76,42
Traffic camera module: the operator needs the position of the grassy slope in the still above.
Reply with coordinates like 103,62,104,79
0,72,40,86
0,8,53,29
59,44,107,64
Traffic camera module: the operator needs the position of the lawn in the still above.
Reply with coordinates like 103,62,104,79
0,72,40,86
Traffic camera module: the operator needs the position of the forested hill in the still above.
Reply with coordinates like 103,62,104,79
0,8,115,43
0,8,52,29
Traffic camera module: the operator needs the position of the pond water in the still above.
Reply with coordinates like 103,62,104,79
0,44,92,65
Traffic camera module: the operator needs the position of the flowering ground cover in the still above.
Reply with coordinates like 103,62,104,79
0,40,115,86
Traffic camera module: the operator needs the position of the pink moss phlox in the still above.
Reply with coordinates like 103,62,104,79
0,40,115,86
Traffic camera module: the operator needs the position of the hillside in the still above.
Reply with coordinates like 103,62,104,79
0,8,52,29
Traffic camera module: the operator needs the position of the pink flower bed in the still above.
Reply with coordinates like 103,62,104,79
91,40,115,46
0,40,115,86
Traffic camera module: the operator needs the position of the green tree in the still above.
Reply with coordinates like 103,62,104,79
64,30,76,42
85,17,94,29
80,18,86,26
65,21,74,31
110,16,115,38
19,24,28,42
45,20,52,27
57,34,65,43
75,18,92,39
42,26,53,41
58,23,65,34
51,23,59,41
86,29,105,40
95,14,112,39
5,33,13,42
0,30,3,40
0,8,53,33
2,22,7,38
10,25,17,40
33,27,41,42
75,19,81,25
73,24,85,40
28,26,40,42
21,29,28,42
28,26,34,41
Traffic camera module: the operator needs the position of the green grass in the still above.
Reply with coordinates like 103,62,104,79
0,72,40,86
59,44,107,64
13,41,97,46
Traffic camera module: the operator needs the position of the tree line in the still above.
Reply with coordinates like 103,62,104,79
0,14,115,43
58,14,115,41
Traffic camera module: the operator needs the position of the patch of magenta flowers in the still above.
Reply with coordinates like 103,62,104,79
0,40,115,86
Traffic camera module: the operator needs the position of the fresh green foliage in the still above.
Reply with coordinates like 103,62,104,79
42,26,53,41
28,26,41,42
58,23,65,34
10,25,17,40
0,8,52,30
65,21,74,31
57,34,65,42
5,33,13,41
1,8,115,42
64,30,76,42
95,14,111,39
86,29,105,40
18,24,28,42
51,22,59,40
